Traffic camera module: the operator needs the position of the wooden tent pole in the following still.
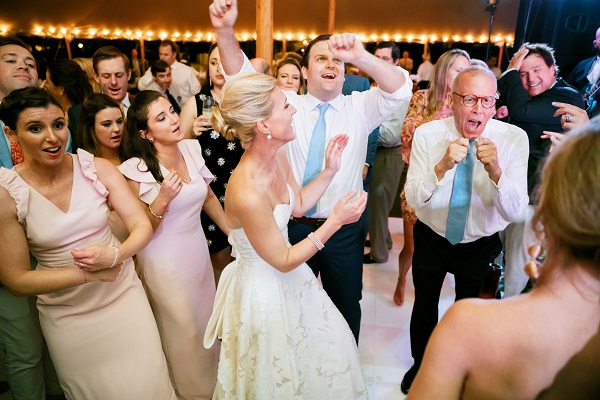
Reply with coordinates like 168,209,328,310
140,39,146,72
256,0,273,65
65,35,72,60
328,0,336,34
498,42,504,69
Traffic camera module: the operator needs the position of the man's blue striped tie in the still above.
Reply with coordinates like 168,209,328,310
445,140,476,245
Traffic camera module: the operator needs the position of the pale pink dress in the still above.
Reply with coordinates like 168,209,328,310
0,150,176,400
119,139,218,400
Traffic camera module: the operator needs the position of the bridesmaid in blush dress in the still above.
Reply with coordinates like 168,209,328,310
0,88,175,399
78,93,130,242
120,90,227,399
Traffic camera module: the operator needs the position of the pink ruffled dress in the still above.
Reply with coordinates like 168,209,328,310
0,150,176,400
118,139,218,399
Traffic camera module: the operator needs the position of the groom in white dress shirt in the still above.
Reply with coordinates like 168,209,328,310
209,0,412,342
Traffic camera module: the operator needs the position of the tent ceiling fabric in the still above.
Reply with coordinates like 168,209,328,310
1,0,519,40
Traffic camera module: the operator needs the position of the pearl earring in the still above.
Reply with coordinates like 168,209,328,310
267,131,272,140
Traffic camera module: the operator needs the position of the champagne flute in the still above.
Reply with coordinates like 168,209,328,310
202,95,214,117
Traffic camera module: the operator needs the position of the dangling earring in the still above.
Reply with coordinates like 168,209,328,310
148,137,155,143
524,243,541,280
267,131,272,140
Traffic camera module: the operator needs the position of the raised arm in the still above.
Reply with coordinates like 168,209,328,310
230,181,366,273
283,134,349,216
123,169,183,232
328,34,406,93
71,158,154,271
209,0,245,75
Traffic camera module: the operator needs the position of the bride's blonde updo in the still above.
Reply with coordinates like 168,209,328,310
211,72,278,149
533,116,600,266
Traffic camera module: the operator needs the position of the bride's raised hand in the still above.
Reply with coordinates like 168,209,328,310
329,190,367,227
324,134,349,174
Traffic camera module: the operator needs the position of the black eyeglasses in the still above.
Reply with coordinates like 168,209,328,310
452,92,498,109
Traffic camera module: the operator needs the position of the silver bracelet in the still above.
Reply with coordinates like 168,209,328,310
307,232,325,251
110,246,120,267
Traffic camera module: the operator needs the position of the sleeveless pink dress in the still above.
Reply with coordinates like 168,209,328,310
118,139,218,399
0,150,176,400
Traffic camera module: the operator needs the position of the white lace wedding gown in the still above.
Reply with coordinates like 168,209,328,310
204,185,368,399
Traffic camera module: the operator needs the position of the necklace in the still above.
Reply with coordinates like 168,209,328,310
158,152,191,183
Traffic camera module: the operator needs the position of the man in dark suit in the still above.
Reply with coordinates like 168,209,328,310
567,27,600,118
498,43,584,297
568,27,600,93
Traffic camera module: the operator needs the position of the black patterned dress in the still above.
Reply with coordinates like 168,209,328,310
195,91,244,254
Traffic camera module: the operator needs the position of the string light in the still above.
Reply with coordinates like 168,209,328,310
7,24,514,46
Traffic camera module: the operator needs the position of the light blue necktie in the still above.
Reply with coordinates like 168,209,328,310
302,103,330,216
445,140,476,245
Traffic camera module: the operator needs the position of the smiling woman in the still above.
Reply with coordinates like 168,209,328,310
0,87,176,398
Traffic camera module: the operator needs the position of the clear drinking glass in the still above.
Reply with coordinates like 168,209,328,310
202,95,214,116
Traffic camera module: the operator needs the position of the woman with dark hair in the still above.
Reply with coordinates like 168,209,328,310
0,87,176,399
407,117,600,400
119,90,226,399
78,93,129,242
394,49,471,306
45,58,94,152
78,93,126,165
179,42,243,284
45,58,93,114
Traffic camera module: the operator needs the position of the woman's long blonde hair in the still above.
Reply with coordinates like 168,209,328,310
533,117,600,266
425,49,470,118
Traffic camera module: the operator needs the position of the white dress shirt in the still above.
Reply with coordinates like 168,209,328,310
227,54,412,218
378,100,409,147
416,60,434,82
405,117,529,242
121,94,131,116
138,61,200,108
587,56,600,85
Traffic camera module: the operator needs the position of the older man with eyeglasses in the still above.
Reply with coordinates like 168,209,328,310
401,66,529,394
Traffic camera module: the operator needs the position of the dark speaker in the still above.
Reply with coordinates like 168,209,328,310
514,0,600,78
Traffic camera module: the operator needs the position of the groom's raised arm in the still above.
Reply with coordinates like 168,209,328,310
209,0,246,75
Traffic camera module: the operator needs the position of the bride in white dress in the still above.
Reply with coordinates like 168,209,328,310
203,73,369,399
